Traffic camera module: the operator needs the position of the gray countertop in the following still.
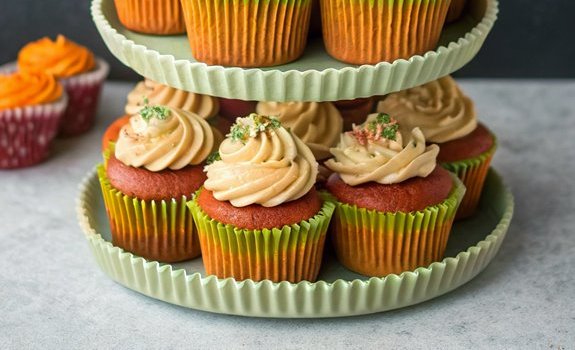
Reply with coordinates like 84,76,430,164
1,80,574,349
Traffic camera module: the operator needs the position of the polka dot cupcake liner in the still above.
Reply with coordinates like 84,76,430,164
0,93,68,169
59,58,109,137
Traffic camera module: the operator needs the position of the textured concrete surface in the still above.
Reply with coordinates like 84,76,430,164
0,81,574,349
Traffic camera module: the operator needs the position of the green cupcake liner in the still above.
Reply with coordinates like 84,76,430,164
441,136,497,219
331,174,465,277
188,191,335,283
98,164,201,262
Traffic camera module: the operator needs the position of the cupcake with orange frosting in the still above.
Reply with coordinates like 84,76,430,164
0,71,68,168
377,76,496,219
99,105,218,262
102,79,223,151
16,35,109,136
324,113,465,276
114,0,186,35
189,114,335,282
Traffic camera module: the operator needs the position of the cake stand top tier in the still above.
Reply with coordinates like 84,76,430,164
92,0,498,102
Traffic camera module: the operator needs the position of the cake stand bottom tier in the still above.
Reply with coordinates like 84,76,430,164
76,168,514,318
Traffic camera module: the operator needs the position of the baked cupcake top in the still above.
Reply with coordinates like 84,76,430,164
17,35,95,78
0,71,63,110
125,79,219,118
377,76,476,143
325,113,439,186
204,114,318,208
255,101,343,160
115,105,215,171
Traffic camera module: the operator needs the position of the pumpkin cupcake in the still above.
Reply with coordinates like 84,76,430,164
101,79,224,151
180,0,313,67
99,105,217,262
320,0,450,64
189,114,335,283
0,71,67,169
333,98,376,131
325,113,465,276
377,76,496,219
114,0,186,35
17,35,109,136
446,0,467,23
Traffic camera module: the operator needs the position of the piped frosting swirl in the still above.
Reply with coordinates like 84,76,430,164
115,106,215,171
18,35,95,78
204,114,318,207
0,71,63,110
325,113,438,186
377,76,476,143
125,79,219,119
255,101,343,160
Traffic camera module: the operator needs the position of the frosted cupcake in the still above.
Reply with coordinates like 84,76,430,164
0,71,67,168
17,35,109,136
377,76,496,219
189,114,335,282
325,113,464,276
99,105,217,262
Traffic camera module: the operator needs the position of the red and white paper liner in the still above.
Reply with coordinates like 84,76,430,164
0,93,68,169
59,58,110,137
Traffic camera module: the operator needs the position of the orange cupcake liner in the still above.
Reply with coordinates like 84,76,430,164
188,191,335,283
114,0,186,35
441,139,497,220
180,0,312,67
98,164,201,263
330,175,465,277
321,0,450,64
446,0,467,23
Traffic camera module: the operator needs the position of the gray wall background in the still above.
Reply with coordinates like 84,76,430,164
1,0,573,80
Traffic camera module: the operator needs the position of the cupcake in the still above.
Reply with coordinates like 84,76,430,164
377,76,496,219
324,113,465,276
189,114,335,282
101,79,224,151
17,35,109,136
99,105,218,262
256,101,343,186
218,98,257,124
0,71,67,169
180,0,313,67
333,98,376,131
446,0,467,23
114,0,186,35
321,0,450,64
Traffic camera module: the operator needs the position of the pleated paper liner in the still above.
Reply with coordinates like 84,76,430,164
441,137,497,220
97,164,201,263
114,0,186,34
330,175,465,277
180,0,312,67
321,0,451,64
188,191,335,283
0,93,68,169
446,0,468,23
59,58,109,137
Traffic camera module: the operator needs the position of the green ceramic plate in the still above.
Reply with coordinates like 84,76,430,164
91,0,498,102
76,168,513,318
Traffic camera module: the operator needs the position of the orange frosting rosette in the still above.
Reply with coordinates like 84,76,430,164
17,35,95,78
0,71,63,110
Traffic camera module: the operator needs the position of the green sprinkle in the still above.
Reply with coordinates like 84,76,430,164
206,151,221,165
227,113,282,143
140,105,171,122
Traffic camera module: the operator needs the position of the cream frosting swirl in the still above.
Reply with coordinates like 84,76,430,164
325,114,438,186
255,101,343,160
377,76,476,143
115,106,215,171
125,79,219,119
204,115,318,207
